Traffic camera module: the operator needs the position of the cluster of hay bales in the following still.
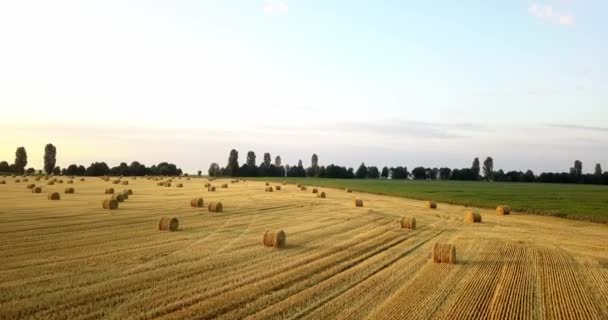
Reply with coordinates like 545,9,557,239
265,186,274,192
464,210,482,223
32,187,42,193
345,188,352,193
103,199,119,210
401,216,416,230
105,188,115,194
191,197,204,208
262,230,286,248
208,201,223,212
496,205,510,216
432,243,456,264
208,186,216,192
158,217,179,231
355,199,363,207
26,184,36,189
312,188,318,194
64,187,75,194
317,192,326,198
221,184,228,188
48,192,60,200
426,201,437,209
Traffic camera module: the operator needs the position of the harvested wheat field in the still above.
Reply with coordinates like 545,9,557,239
0,177,607,320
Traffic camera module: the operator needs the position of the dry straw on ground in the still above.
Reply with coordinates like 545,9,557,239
401,216,416,229
158,217,179,231
426,201,437,209
464,210,482,223
191,197,204,208
102,199,119,210
64,187,75,194
121,181,128,185
432,243,456,264
355,199,363,207
265,187,274,192
262,230,286,248
48,192,60,200
208,201,223,212
105,188,114,194
496,205,511,216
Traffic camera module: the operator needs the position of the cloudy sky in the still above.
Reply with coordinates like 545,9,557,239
0,1,606,173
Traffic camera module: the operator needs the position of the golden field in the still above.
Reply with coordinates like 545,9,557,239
0,176,607,319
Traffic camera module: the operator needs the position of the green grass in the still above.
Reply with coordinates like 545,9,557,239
255,178,608,223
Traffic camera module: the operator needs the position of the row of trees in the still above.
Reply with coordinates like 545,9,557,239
0,145,183,176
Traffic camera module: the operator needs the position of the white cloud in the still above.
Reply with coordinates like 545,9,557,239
264,0,288,16
528,3,575,26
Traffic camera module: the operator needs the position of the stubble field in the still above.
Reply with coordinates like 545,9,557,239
0,176,607,319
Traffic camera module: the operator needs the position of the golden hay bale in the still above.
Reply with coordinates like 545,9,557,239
105,188,114,194
158,217,179,231
123,189,133,195
23,178,29,182
48,192,60,200
112,194,125,202
262,230,286,248
122,181,129,185
401,216,416,230
204,183,211,187
47,181,55,185
496,205,511,216
221,184,228,188
166,179,173,182
208,201,223,212
463,210,482,223
355,199,363,207
32,187,42,193
265,182,270,186
26,184,36,189
312,188,318,194
297,184,302,188
208,186,216,192
432,243,456,264
64,187,75,194
426,201,437,209
345,188,352,193
165,182,172,187
35,177,41,181
275,185,281,191
0,180,5,184
113,180,120,184
317,192,326,198
44,176,50,180
80,178,85,181
191,197,204,207
15,179,21,183
300,186,307,191
176,183,184,188
120,191,129,200
67,180,74,184
156,182,164,186
265,186,274,192
102,199,119,210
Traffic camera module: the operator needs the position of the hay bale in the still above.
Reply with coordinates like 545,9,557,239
0,180,5,184
64,187,75,194
191,197,204,207
158,217,179,231
496,205,511,216
32,187,42,193
265,186,274,192
300,186,307,191
105,188,114,194
345,188,352,193
102,199,119,210
123,189,133,195
265,182,270,186
355,199,363,207
156,182,164,186
35,177,41,181
204,183,211,187
26,184,36,189
122,181,129,185
112,194,125,202
464,210,482,223
120,191,129,200
401,216,416,230
176,183,184,188
208,201,223,212
221,184,228,188
48,192,60,200
297,184,301,188
275,185,281,191
426,201,437,209
80,178,85,181
67,180,74,184
432,243,456,264
47,181,55,185
208,186,216,192
165,182,172,187
57,180,64,184
312,188,318,194
262,230,286,248
113,180,120,184
317,192,326,198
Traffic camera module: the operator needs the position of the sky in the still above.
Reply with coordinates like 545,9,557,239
0,0,607,174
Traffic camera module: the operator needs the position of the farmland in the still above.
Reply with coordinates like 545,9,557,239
0,176,607,319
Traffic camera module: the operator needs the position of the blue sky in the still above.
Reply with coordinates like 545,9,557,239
0,1,606,173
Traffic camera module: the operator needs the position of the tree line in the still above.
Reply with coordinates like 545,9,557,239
0,144,183,176
210,149,608,185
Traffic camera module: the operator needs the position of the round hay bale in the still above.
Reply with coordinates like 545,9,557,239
265,186,274,192
312,188,318,194
265,182,270,186
105,188,114,194
275,185,281,191
204,183,211,187
300,186,307,191
297,184,301,188
122,181,129,185
464,210,482,223
47,181,55,185
112,180,120,184
58,180,64,184
208,186,216,192
15,179,21,183
157,182,164,186
23,178,29,182
165,182,172,187
426,201,437,209
191,197,204,207
102,199,119,210
123,189,133,195
345,188,352,193
32,187,42,193
401,216,416,229
158,217,179,231
80,178,85,181
176,183,184,188
221,184,228,188
262,230,286,248
208,201,223,212
48,192,60,200
0,180,5,184
26,184,36,189
112,194,125,202
496,205,511,216
64,187,75,194
317,192,326,198
35,177,41,181
432,243,456,264
67,180,74,184
354,199,363,207
120,191,129,200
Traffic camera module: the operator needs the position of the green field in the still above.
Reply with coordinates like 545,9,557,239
255,178,608,223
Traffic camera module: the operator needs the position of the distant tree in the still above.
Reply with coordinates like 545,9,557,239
355,163,368,179
208,162,221,177
197,170,202,176
53,166,61,175
381,166,389,179
594,163,602,176
573,160,583,179
227,149,239,177
14,147,28,174
482,157,494,181
494,169,506,181
26,167,35,174
274,156,282,167
429,168,439,180
411,167,427,180
390,166,409,179
86,162,111,176
0,161,9,173
439,167,451,180
43,143,57,175
311,154,319,177
77,165,86,176
471,157,480,180
367,166,380,179
297,160,306,177
246,151,256,167
523,170,535,182
65,164,79,175
263,152,271,167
